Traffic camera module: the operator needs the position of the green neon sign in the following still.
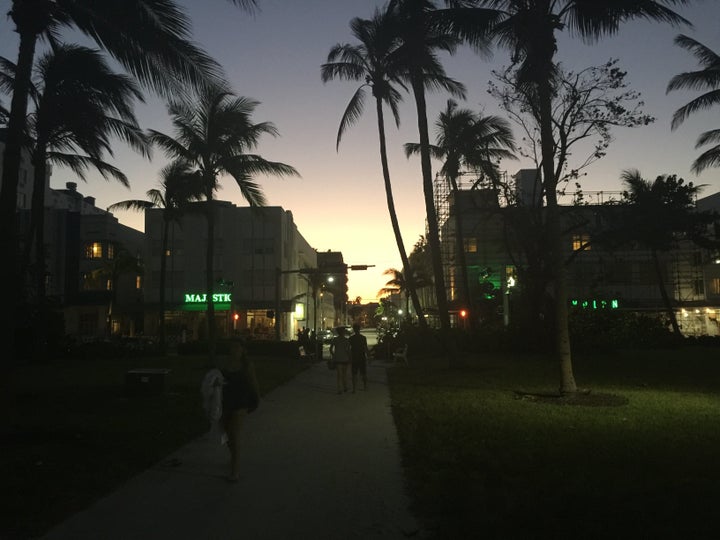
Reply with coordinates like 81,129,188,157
182,292,232,311
184,293,232,304
570,298,619,309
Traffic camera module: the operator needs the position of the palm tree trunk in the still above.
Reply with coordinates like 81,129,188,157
30,148,48,300
375,97,426,329
652,248,682,335
0,29,39,361
410,74,451,334
205,197,217,364
30,151,50,359
538,79,577,394
159,218,170,355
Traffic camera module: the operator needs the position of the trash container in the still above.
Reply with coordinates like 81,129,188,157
125,368,171,396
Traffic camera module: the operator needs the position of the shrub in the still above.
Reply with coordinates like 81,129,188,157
569,309,677,351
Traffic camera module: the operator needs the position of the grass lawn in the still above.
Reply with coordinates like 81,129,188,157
0,352,307,540
388,347,720,539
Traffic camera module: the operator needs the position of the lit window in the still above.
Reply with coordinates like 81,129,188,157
107,243,115,259
85,242,103,259
572,234,591,251
463,238,477,253
106,279,113,291
711,278,720,295
136,276,143,290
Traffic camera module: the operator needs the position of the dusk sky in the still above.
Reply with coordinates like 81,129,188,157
1,0,718,302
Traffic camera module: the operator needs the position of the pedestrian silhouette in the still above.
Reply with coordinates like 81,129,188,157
329,326,351,393
349,323,369,392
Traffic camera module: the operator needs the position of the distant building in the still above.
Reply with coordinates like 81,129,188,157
317,250,348,328
142,202,318,342
16,181,145,339
433,168,720,335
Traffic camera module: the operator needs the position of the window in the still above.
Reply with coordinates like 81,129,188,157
79,313,97,335
85,242,103,259
107,243,115,260
711,278,720,295
463,238,477,253
572,234,591,251
136,276,143,290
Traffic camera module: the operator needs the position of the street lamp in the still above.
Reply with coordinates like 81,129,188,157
503,267,516,327
274,264,374,341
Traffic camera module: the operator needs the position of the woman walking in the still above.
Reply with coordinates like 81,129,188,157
221,339,260,482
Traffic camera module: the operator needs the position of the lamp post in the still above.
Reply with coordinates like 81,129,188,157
503,269,516,327
274,264,374,341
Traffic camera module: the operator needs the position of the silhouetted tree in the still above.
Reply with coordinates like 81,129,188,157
387,0,467,339
1,44,147,358
619,169,712,336
0,0,230,359
321,9,427,329
108,161,201,354
149,86,298,362
668,35,720,174
455,0,690,393
406,99,516,328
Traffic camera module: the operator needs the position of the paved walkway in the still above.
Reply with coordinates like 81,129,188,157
43,361,420,539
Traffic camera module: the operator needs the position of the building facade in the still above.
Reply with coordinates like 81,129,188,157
435,169,720,335
143,202,320,343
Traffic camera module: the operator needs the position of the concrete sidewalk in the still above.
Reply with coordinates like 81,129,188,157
43,361,420,539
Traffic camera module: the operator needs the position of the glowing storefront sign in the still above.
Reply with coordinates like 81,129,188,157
183,292,232,311
570,298,619,309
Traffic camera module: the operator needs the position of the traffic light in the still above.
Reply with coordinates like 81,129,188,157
233,312,240,321
459,309,467,318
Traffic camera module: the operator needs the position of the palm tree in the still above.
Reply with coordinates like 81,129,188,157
378,267,431,321
386,0,469,338
619,169,708,336
1,45,148,357
405,99,515,327
454,0,690,393
149,86,299,362
321,9,427,330
18,46,147,289
108,161,201,355
408,234,435,312
0,0,234,358
668,35,720,174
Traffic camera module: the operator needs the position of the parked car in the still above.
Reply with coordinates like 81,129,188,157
320,326,353,343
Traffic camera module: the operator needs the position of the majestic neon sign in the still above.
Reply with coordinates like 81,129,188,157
184,293,232,304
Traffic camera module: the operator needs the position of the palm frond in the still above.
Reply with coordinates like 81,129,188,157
569,1,691,41
47,152,130,186
107,199,155,213
336,87,367,150
66,0,226,98
692,144,720,175
671,90,720,130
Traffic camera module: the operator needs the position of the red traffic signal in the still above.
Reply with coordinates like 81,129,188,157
459,309,468,318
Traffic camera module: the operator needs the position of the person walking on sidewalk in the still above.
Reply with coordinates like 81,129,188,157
329,326,351,394
349,323,369,392
222,339,260,482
